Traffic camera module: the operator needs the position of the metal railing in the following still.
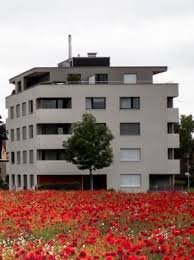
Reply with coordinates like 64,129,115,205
40,80,176,85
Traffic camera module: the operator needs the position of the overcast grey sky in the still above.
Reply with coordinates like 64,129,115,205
0,0,194,120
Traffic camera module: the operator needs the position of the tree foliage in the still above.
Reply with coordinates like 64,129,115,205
179,114,194,158
63,113,114,189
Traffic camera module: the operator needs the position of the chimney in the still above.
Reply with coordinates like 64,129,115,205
87,52,97,57
68,35,72,59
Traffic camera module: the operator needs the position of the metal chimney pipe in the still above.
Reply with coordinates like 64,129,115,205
68,34,72,59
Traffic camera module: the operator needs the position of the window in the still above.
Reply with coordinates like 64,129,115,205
22,126,27,140
16,128,20,141
11,175,15,186
30,175,34,188
167,97,173,108
120,123,140,135
17,81,22,93
168,148,179,160
168,148,174,160
120,148,141,161
11,129,14,142
167,123,179,134
86,97,106,109
10,106,14,119
67,74,81,84
120,174,141,188
16,104,20,117
29,150,34,163
124,74,137,84
23,151,27,164
28,100,33,114
37,98,72,109
11,152,15,164
22,102,26,116
120,97,140,109
17,175,21,187
29,125,33,138
16,151,21,164
95,74,108,84
37,150,66,160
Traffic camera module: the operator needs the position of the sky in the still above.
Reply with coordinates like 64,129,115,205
0,0,194,121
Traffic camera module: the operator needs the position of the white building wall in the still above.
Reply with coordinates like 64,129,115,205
6,83,179,192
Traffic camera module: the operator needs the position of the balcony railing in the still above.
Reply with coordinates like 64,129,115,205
9,80,177,96
39,80,175,85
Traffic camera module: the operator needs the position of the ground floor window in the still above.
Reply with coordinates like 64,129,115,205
37,175,107,190
120,174,141,188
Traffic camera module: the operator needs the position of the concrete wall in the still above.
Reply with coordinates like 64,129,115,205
6,82,179,192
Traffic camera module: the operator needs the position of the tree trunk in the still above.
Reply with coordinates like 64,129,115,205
89,169,93,190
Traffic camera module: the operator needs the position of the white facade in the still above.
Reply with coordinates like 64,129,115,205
6,80,180,192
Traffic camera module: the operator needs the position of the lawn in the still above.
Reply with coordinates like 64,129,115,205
0,191,193,259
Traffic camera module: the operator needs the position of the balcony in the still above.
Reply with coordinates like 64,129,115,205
36,160,84,175
167,134,179,147
36,135,70,149
167,160,180,174
167,108,179,122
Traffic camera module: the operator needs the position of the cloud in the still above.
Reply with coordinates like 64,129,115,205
0,0,194,120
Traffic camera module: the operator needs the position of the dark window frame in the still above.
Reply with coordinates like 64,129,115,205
95,74,108,84
120,123,140,136
86,97,106,109
37,98,72,109
120,97,140,109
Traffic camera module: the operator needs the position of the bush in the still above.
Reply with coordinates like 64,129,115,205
37,182,81,191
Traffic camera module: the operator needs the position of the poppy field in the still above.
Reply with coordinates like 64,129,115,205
0,191,193,259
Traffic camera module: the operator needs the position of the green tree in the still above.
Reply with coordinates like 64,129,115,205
0,116,7,160
179,114,194,158
63,113,114,190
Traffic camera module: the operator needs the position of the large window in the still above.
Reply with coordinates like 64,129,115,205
120,123,140,135
120,148,141,161
37,150,66,160
120,174,141,188
37,124,72,135
124,74,137,84
86,97,106,109
95,74,108,84
16,104,20,117
37,98,72,109
120,97,140,109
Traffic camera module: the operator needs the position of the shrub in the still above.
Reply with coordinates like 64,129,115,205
37,182,81,191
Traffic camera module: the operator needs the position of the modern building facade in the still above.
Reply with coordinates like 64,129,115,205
6,52,180,191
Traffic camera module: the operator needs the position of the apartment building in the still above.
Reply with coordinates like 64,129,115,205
6,51,180,191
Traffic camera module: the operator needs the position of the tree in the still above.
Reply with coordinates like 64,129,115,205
63,113,114,190
0,116,7,160
179,114,194,158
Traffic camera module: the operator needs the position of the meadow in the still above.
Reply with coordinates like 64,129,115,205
0,191,193,259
